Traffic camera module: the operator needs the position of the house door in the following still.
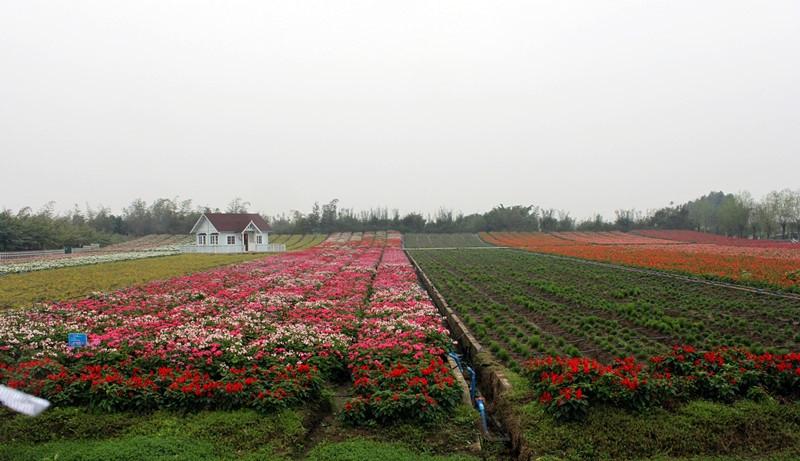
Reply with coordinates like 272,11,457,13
243,233,249,252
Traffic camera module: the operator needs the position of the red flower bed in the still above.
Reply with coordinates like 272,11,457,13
524,346,800,420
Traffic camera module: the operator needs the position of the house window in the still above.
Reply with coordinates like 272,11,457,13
210,233,219,245
227,235,236,245
197,233,207,245
256,235,263,244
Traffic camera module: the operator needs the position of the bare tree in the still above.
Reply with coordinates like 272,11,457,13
226,198,251,214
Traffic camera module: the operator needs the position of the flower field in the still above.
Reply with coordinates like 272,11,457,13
0,232,460,423
482,232,800,290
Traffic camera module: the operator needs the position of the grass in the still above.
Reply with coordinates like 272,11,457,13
0,403,483,461
0,407,305,461
0,253,268,309
305,440,478,461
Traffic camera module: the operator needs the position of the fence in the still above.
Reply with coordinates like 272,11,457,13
180,243,286,254
0,243,106,261
0,249,65,261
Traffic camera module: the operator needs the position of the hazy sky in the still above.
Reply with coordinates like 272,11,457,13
1,1,798,220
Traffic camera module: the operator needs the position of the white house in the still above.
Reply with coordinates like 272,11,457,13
185,213,284,253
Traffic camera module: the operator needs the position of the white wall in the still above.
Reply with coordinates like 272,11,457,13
192,216,268,248
219,232,239,245
194,217,216,245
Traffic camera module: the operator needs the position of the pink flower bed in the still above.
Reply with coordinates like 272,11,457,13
0,232,460,422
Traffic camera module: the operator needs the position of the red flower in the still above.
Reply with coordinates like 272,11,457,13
225,382,243,394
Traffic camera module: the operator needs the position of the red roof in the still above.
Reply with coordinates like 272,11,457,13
203,213,271,232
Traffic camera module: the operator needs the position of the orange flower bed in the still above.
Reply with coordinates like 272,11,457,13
481,232,800,290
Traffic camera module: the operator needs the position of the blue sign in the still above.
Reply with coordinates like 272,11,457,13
68,333,88,348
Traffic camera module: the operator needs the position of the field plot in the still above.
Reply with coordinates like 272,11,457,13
552,231,682,245
1,232,476,459
413,249,800,369
482,232,800,290
403,233,493,249
0,234,194,275
269,234,328,251
0,253,269,309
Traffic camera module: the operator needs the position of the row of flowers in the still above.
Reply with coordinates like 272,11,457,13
343,240,462,424
0,358,320,412
524,346,800,420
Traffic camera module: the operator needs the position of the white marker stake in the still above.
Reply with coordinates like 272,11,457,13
0,385,51,416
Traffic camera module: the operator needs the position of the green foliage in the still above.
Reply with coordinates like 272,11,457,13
305,439,479,461
521,399,800,460
0,207,123,251
0,407,306,461
0,435,221,461
412,249,799,361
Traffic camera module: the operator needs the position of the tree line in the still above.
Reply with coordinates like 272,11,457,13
1,189,798,251
269,189,800,239
0,198,250,251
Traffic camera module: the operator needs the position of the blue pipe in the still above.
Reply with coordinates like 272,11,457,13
448,352,463,373
466,366,477,402
475,397,489,433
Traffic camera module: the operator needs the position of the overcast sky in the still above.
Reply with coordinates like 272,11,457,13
1,1,798,220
